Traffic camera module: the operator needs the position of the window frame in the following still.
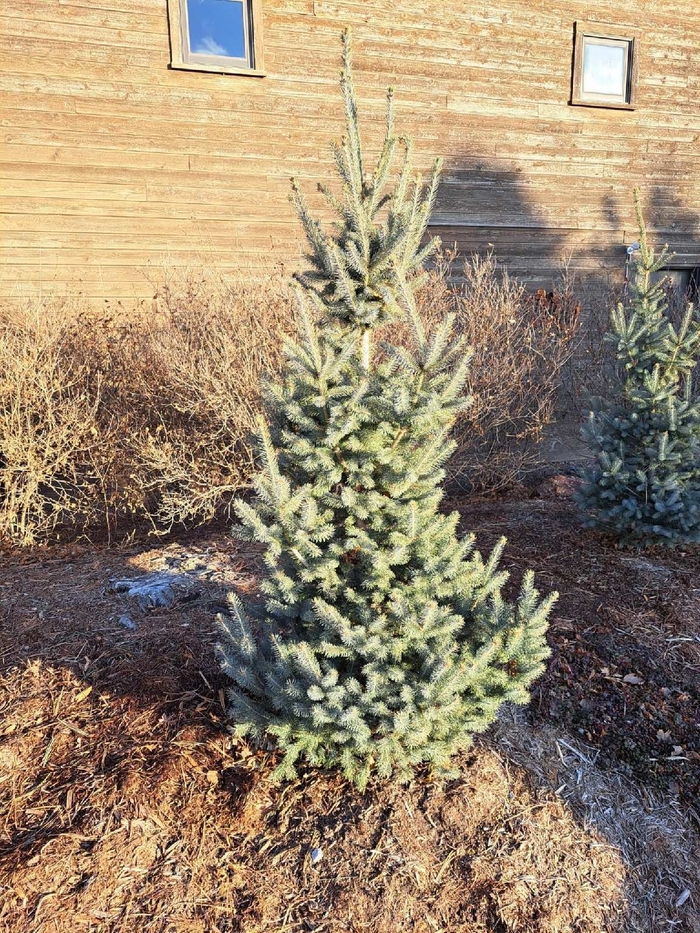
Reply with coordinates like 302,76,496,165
651,266,700,303
571,21,639,110
168,0,265,77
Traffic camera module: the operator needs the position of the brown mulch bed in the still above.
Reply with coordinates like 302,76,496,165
450,480,700,808
0,483,698,932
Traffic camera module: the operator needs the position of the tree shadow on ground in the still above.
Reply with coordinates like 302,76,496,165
1,491,699,931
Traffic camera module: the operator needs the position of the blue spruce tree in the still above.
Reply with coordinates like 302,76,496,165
576,191,700,547
217,32,556,788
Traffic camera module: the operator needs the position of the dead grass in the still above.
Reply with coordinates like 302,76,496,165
494,706,699,933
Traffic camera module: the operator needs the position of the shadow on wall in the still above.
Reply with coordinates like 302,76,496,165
430,155,700,290
428,159,700,424
646,183,700,268
431,157,616,287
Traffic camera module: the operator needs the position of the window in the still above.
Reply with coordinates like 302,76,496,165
651,267,700,304
168,0,264,75
571,22,639,109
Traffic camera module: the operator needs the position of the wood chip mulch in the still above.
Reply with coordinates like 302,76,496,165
0,483,698,932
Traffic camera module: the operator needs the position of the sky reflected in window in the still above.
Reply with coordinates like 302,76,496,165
187,0,246,59
582,41,626,96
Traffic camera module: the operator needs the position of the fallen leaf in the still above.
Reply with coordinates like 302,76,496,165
657,729,672,742
672,745,684,756
622,674,644,685
74,686,93,703
206,770,219,785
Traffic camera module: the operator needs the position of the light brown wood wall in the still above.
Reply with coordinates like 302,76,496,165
2,0,700,301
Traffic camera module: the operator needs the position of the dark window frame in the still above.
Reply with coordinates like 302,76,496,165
571,21,640,110
652,266,700,304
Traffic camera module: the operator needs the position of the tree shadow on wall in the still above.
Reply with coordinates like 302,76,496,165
432,155,700,289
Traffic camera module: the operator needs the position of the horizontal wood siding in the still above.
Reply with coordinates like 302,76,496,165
2,0,700,299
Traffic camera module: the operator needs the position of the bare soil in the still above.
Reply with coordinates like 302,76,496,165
1,483,698,932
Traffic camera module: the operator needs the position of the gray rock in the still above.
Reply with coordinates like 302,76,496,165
620,556,674,581
110,574,178,610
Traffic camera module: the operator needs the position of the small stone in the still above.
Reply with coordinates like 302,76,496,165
117,614,137,630
622,673,644,685
111,574,177,610
675,889,691,908
310,848,323,864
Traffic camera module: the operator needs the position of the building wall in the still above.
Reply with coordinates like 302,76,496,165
1,0,700,302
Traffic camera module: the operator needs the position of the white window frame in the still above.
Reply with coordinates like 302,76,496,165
168,0,265,76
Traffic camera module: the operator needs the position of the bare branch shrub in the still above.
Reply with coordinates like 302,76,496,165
0,254,578,544
0,266,297,545
128,265,297,528
0,302,112,546
413,251,580,491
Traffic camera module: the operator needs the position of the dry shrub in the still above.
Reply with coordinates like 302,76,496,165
124,265,296,529
0,302,114,546
0,267,296,546
413,251,580,491
0,255,578,544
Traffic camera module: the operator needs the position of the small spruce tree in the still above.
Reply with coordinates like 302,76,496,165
576,191,700,547
217,32,556,788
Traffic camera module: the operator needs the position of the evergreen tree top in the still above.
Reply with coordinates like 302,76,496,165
612,190,700,391
291,29,442,334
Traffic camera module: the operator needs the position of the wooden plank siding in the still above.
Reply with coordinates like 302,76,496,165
1,0,699,301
